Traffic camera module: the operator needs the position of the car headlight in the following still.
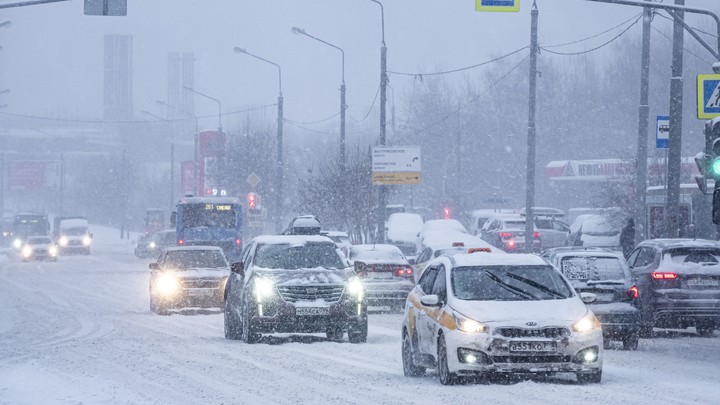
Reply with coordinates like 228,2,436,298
49,246,58,256
21,245,33,258
58,237,69,247
346,277,364,300
12,239,22,249
82,236,92,246
155,273,180,296
573,313,601,333
454,311,488,334
254,277,275,303
148,241,157,249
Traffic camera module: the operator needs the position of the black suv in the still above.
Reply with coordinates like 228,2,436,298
223,235,367,343
627,239,720,337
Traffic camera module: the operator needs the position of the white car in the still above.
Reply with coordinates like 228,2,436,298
401,252,603,385
19,236,59,262
414,219,468,255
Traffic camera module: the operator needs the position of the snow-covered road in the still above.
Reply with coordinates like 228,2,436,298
1,226,720,404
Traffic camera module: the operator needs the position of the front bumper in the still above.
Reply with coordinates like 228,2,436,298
364,280,414,305
248,300,367,334
444,328,603,375
151,279,226,309
645,290,720,327
593,306,641,339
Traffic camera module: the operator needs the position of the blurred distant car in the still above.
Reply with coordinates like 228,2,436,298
321,230,353,257
386,213,424,257
468,209,517,236
568,215,621,249
149,246,230,314
348,244,415,310
542,247,640,350
480,214,541,253
135,229,177,259
411,232,498,279
627,239,720,337
19,236,58,262
284,215,321,235
534,217,570,249
414,219,468,255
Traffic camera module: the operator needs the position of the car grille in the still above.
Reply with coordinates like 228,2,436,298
277,285,344,303
182,278,223,289
491,355,572,364
495,327,570,339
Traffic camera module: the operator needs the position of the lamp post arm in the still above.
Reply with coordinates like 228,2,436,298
300,32,345,84
368,0,385,46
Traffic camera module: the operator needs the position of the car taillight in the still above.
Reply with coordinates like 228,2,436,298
506,239,516,248
394,268,414,277
235,239,241,246
652,272,678,280
499,232,512,238
533,232,540,238
178,239,184,245
627,286,639,299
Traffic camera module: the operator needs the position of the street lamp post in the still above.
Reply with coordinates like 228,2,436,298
233,47,284,231
182,85,222,132
156,100,200,197
366,0,388,243
291,26,347,170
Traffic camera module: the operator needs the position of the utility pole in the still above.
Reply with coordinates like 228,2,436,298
665,0,685,238
341,82,347,170
277,93,284,231
635,1,652,244
378,40,388,243
524,2,539,253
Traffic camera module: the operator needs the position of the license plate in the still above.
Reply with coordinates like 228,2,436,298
509,341,557,352
295,307,331,316
187,289,215,297
367,272,393,279
687,278,720,287
593,292,615,302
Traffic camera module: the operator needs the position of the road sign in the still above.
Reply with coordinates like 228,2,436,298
246,172,261,188
475,0,520,12
372,147,421,185
656,115,669,149
697,74,720,119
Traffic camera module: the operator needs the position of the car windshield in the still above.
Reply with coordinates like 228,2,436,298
162,250,227,269
254,242,345,270
504,221,525,230
64,227,87,236
560,256,626,281
666,248,720,265
534,219,553,229
452,265,573,301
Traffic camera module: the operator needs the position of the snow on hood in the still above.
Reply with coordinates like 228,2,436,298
449,296,588,326
589,302,638,315
253,267,353,285
172,267,229,279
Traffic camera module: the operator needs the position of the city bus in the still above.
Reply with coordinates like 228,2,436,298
173,197,243,261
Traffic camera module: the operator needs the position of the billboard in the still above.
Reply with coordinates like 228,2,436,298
180,160,196,196
198,131,226,195
5,161,61,192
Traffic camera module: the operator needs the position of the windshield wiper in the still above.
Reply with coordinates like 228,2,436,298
586,280,624,286
484,270,538,300
504,272,567,299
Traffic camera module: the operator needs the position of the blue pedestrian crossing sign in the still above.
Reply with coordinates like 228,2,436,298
697,74,720,119
476,0,520,12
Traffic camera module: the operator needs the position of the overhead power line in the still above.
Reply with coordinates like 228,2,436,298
541,14,643,56
387,46,528,77
543,12,643,48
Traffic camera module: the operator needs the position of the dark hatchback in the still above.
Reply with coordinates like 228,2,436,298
543,247,641,350
224,235,367,343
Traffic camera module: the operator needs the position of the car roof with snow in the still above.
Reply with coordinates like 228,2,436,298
252,234,335,246
444,252,547,268
420,219,466,233
638,238,720,250
166,246,224,252
550,249,625,260
422,231,495,251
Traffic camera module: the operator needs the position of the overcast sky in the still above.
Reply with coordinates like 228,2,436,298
0,0,718,132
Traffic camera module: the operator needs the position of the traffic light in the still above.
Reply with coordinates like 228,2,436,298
443,207,451,219
247,192,257,210
706,120,720,224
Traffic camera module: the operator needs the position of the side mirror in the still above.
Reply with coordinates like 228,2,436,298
420,294,441,307
149,263,160,270
579,292,597,304
407,257,416,265
231,262,244,277
170,211,177,227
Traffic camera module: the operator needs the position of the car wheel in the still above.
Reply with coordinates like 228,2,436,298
241,301,260,344
326,326,344,342
576,370,602,384
638,323,653,338
622,334,639,351
437,335,459,386
348,319,368,344
224,299,243,340
150,294,168,315
696,326,715,337
402,331,425,377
